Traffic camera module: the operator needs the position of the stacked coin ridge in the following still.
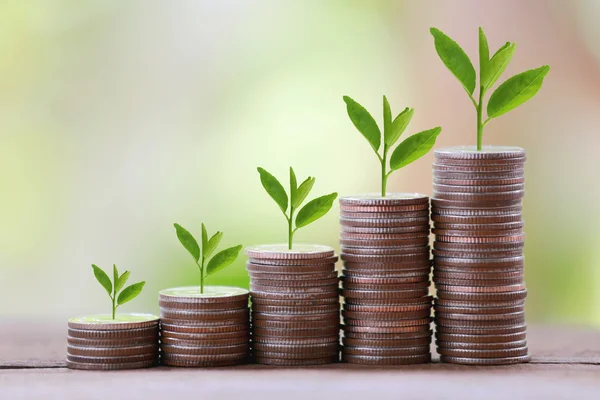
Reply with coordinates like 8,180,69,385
432,146,530,365
159,286,250,367
339,194,433,365
246,244,340,365
67,313,159,370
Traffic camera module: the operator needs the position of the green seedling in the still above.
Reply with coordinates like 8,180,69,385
257,167,338,250
173,223,242,294
343,96,442,197
430,27,550,150
91,264,146,319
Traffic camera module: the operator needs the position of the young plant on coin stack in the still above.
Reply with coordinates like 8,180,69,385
338,96,441,365
428,27,550,365
343,95,441,197
174,223,242,294
66,265,159,371
158,223,250,367
92,264,146,320
246,167,340,366
257,167,338,250
430,27,549,150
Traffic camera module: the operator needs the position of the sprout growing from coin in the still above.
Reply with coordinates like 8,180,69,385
91,264,146,320
430,27,550,151
173,223,242,294
343,96,442,197
257,167,338,250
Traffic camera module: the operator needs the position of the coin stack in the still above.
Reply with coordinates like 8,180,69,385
246,244,340,366
67,314,159,370
159,286,250,367
339,194,434,365
432,146,530,365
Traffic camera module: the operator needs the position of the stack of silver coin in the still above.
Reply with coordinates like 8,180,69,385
432,146,530,365
159,286,250,367
67,314,159,370
339,194,433,365
246,244,340,365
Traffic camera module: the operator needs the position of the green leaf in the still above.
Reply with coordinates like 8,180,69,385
479,27,489,86
383,96,392,146
112,264,119,293
390,127,442,170
117,281,145,306
204,231,223,260
201,223,208,259
430,27,476,95
257,167,288,214
92,264,112,297
487,66,550,119
343,95,381,153
482,43,516,91
174,223,200,262
492,41,512,59
295,192,338,228
293,177,315,209
289,167,298,210
206,245,242,276
386,107,414,148
115,270,130,293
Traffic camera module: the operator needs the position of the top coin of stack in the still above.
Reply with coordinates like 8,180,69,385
67,314,159,370
159,286,250,367
431,146,530,365
339,194,434,365
246,244,340,366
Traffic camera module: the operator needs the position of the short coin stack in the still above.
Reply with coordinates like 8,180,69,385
246,244,340,365
67,314,159,370
432,146,530,365
159,286,250,367
339,194,433,365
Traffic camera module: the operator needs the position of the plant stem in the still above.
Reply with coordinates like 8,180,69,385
201,260,205,294
197,260,205,294
381,147,388,197
476,86,484,151
288,210,294,250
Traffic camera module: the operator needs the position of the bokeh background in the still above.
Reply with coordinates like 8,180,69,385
1,0,599,326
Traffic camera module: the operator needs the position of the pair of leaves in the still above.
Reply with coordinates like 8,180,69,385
383,97,414,149
430,27,550,120
343,96,441,171
91,264,145,306
257,167,337,228
174,223,241,277
479,28,515,91
289,167,315,210
201,223,223,263
113,264,130,294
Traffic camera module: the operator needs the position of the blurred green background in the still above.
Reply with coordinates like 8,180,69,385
1,0,598,326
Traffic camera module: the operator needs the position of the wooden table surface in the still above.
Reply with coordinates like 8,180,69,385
1,319,599,399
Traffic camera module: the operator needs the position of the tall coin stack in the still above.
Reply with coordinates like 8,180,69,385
431,146,530,365
339,194,434,365
67,314,159,370
159,287,250,367
246,244,340,366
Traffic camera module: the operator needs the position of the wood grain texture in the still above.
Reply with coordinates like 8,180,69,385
1,320,599,399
